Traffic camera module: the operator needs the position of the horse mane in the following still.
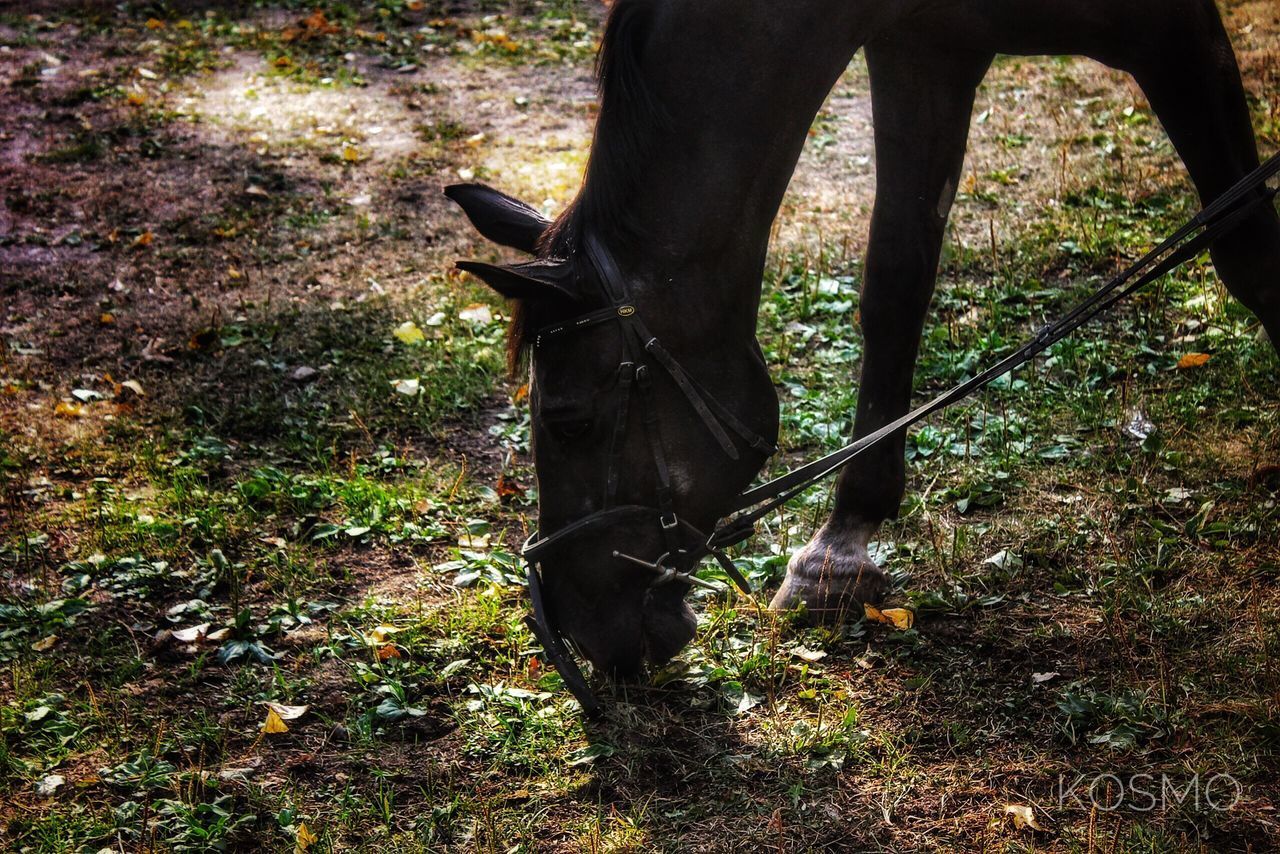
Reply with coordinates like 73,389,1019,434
507,0,667,374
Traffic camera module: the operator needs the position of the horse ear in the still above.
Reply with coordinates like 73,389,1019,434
445,183,551,255
456,259,576,301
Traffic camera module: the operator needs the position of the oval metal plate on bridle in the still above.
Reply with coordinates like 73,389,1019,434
617,305,636,317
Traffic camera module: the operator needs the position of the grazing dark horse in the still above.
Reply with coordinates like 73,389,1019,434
449,0,1280,676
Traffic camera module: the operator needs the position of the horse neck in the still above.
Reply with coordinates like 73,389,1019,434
583,1,875,337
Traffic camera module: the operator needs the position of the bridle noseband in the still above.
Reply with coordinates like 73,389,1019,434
521,233,775,716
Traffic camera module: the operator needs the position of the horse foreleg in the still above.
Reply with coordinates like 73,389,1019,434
771,38,993,618
1120,6,1280,348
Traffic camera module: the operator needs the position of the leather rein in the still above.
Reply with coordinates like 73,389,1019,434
522,153,1280,716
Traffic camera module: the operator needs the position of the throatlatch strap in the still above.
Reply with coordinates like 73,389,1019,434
667,353,777,455
643,337,740,459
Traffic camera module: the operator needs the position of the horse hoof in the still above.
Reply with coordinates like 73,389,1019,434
770,526,888,622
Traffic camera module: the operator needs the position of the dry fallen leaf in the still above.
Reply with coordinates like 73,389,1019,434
377,644,401,661
1001,804,1045,831
171,623,210,643
119,380,145,397
302,10,338,33
295,821,318,852
458,304,493,325
496,474,525,504
32,635,58,652
262,707,289,734
36,774,65,797
55,401,84,418
790,644,828,662
864,604,915,631
291,366,319,384
1177,352,1212,370
132,230,154,248
262,702,309,721
391,378,421,397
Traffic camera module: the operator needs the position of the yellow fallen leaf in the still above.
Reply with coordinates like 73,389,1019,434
1177,352,1212,370
341,144,362,163
132,230,153,248
145,17,164,29
393,321,425,346
1002,803,1044,831
55,401,84,418
368,625,400,645
863,604,915,631
227,266,243,280
881,608,914,630
295,822,318,852
100,312,116,325
261,707,289,734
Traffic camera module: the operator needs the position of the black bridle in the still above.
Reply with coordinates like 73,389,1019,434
521,232,776,715
522,153,1280,716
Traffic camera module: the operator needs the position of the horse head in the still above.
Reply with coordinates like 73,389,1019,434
447,183,778,676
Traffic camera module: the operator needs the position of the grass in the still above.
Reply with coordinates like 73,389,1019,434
1,0,1279,851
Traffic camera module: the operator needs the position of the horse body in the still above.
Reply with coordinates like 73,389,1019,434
451,0,1280,674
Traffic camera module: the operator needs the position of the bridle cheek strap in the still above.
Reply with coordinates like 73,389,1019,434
605,362,636,505
524,564,601,717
